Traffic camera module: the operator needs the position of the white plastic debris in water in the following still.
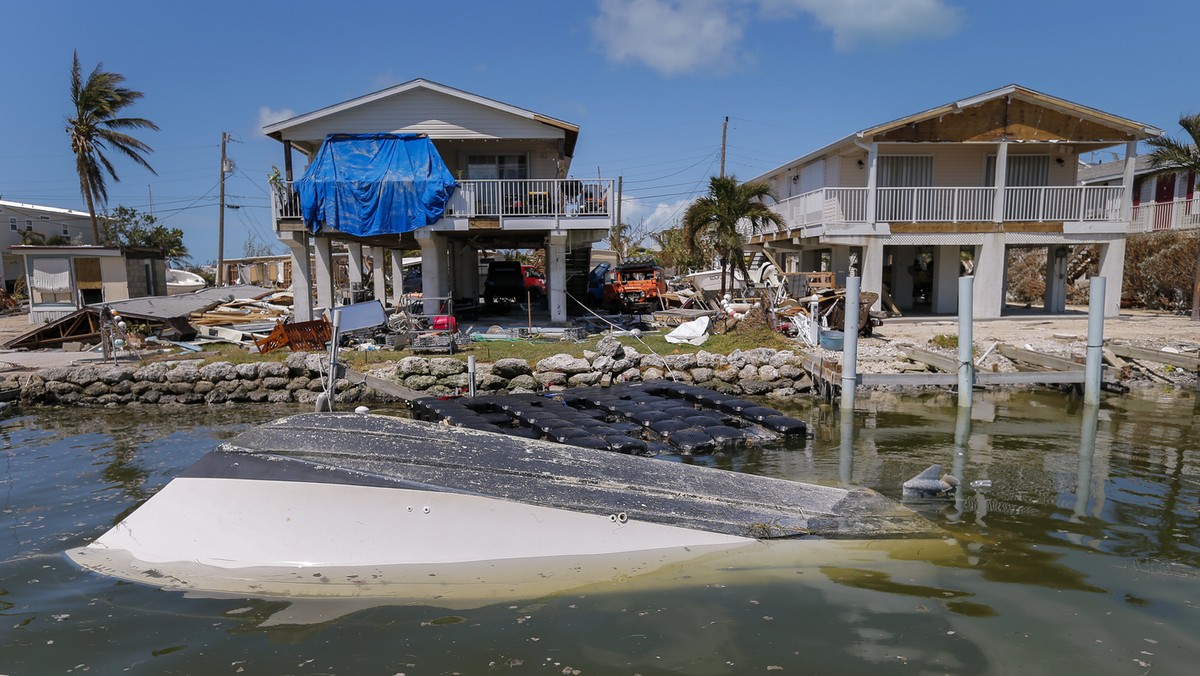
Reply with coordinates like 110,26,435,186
354,406,370,414
970,479,993,490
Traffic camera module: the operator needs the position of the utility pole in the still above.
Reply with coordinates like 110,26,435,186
720,116,728,178
217,131,228,286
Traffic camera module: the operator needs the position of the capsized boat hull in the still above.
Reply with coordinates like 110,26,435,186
67,412,936,597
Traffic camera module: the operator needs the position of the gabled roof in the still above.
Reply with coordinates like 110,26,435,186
857,84,1161,140
749,85,1162,184
263,78,579,156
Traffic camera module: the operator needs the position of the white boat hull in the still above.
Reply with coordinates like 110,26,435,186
70,477,748,571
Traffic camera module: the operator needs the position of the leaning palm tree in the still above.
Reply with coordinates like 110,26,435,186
66,51,158,244
1146,114,1200,320
681,175,782,297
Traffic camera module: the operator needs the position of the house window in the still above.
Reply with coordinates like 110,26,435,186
878,156,933,187
62,225,70,236
9,218,16,231
25,219,33,232
985,155,1049,186
466,155,528,180
877,156,933,221
39,215,50,220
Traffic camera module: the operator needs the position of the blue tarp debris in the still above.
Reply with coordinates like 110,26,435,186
296,133,456,237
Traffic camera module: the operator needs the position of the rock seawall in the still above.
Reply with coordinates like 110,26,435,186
18,337,813,407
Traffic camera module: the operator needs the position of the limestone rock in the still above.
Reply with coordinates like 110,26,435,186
536,354,591,375
492,358,531,378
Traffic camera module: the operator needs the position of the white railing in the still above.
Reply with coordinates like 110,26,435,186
877,187,994,222
1004,186,1122,222
447,179,613,218
1131,197,1200,233
272,178,614,222
768,185,1126,231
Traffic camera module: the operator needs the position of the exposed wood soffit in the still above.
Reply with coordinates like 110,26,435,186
858,86,1159,143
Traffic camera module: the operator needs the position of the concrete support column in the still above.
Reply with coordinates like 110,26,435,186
891,245,916,309
861,239,884,311
1098,238,1126,317
371,246,387,305
548,233,568,323
1044,246,1069,313
313,236,335,313
389,250,405,309
346,242,364,291
281,231,313,322
417,229,447,316
931,245,962,314
972,235,1005,319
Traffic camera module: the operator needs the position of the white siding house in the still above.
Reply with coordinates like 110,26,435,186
747,85,1161,318
0,200,93,293
264,79,616,323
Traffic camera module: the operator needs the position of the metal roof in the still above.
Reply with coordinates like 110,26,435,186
87,285,276,321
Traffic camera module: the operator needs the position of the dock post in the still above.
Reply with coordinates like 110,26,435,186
467,355,477,397
958,275,974,408
951,406,971,522
808,293,820,346
1073,403,1100,521
840,276,860,410
1084,277,1106,405
839,397,855,485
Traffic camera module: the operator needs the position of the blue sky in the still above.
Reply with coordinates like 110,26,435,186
2,0,1195,265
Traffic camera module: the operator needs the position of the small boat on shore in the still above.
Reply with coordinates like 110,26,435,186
67,410,936,599
165,268,207,295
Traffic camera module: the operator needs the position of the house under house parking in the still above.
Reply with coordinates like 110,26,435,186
746,85,1162,318
264,79,616,323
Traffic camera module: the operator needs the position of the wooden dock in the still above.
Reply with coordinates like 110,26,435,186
794,338,1200,397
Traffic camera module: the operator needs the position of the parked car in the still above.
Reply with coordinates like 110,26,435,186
484,261,545,305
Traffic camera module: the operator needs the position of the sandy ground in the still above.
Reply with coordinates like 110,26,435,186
3,307,1199,386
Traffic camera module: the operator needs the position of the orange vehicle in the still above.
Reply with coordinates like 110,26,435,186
603,260,667,312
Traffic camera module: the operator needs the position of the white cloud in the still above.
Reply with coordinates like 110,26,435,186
591,0,963,73
760,0,962,50
591,0,745,76
258,106,296,128
622,195,695,235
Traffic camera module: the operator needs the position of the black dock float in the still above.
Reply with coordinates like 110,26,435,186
410,383,808,456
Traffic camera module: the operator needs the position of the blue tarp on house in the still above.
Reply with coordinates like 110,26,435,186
296,133,456,236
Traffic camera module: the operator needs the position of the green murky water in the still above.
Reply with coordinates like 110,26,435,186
1,390,1197,674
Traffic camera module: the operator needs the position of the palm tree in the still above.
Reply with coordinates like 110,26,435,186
1146,114,1200,320
66,51,158,244
681,175,782,297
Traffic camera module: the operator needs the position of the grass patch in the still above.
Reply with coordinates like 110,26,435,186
141,325,799,370
930,334,958,350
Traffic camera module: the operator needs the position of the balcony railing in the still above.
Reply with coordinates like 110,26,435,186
271,178,615,223
1131,197,1200,233
765,185,1126,233
447,179,613,219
